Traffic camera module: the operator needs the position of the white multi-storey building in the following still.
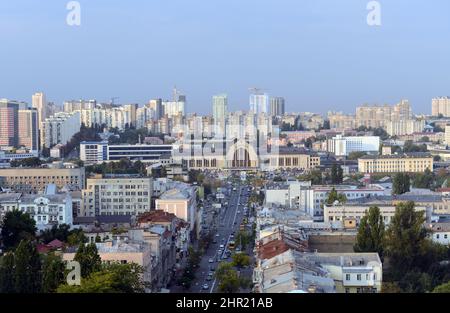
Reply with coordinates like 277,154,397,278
0,193,73,230
41,112,81,149
82,176,153,217
386,119,425,136
327,135,380,157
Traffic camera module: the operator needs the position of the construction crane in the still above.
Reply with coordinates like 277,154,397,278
248,87,265,95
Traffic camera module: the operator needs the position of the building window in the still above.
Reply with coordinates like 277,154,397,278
345,288,350,293
357,274,361,281
346,274,351,281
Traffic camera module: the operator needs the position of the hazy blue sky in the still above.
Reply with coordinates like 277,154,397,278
0,0,449,114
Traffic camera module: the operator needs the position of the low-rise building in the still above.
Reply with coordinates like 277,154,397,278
358,153,434,173
63,239,154,291
155,186,197,233
0,192,73,230
427,223,450,245
0,166,85,193
324,201,427,226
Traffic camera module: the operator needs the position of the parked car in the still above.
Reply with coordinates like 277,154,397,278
208,258,214,263
202,284,209,290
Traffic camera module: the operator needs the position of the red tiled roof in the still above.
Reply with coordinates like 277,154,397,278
37,244,51,254
138,210,177,223
257,239,290,260
47,239,64,249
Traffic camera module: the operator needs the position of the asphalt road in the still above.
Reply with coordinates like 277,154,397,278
190,183,250,293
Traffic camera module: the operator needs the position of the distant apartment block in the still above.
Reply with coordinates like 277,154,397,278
358,153,434,173
18,109,39,151
41,112,81,149
386,119,425,136
432,97,450,117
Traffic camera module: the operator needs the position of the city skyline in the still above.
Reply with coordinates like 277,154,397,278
1,1,449,113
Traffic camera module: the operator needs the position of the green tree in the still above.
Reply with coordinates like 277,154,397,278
354,206,385,258
41,253,66,293
231,253,251,269
0,253,15,293
67,229,87,247
331,164,343,184
14,240,42,293
433,281,450,293
326,188,347,205
57,263,147,293
0,210,37,250
215,262,241,293
348,151,367,160
384,202,427,281
74,243,102,278
235,231,251,250
412,168,434,189
392,173,410,195
40,224,72,244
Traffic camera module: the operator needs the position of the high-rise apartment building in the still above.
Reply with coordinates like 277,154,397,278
432,97,450,117
162,101,185,118
212,94,228,135
270,97,285,117
32,92,47,127
249,92,269,114
0,99,20,147
18,109,39,151
41,112,81,149
356,100,413,129
64,99,97,112
148,99,163,120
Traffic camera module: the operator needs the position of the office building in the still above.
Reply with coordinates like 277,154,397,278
327,135,380,157
270,97,285,117
82,176,153,216
358,153,434,173
80,141,173,165
0,166,85,193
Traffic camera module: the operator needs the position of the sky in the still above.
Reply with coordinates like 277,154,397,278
0,0,449,114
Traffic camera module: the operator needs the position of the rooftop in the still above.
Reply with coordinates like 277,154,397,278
359,153,433,160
